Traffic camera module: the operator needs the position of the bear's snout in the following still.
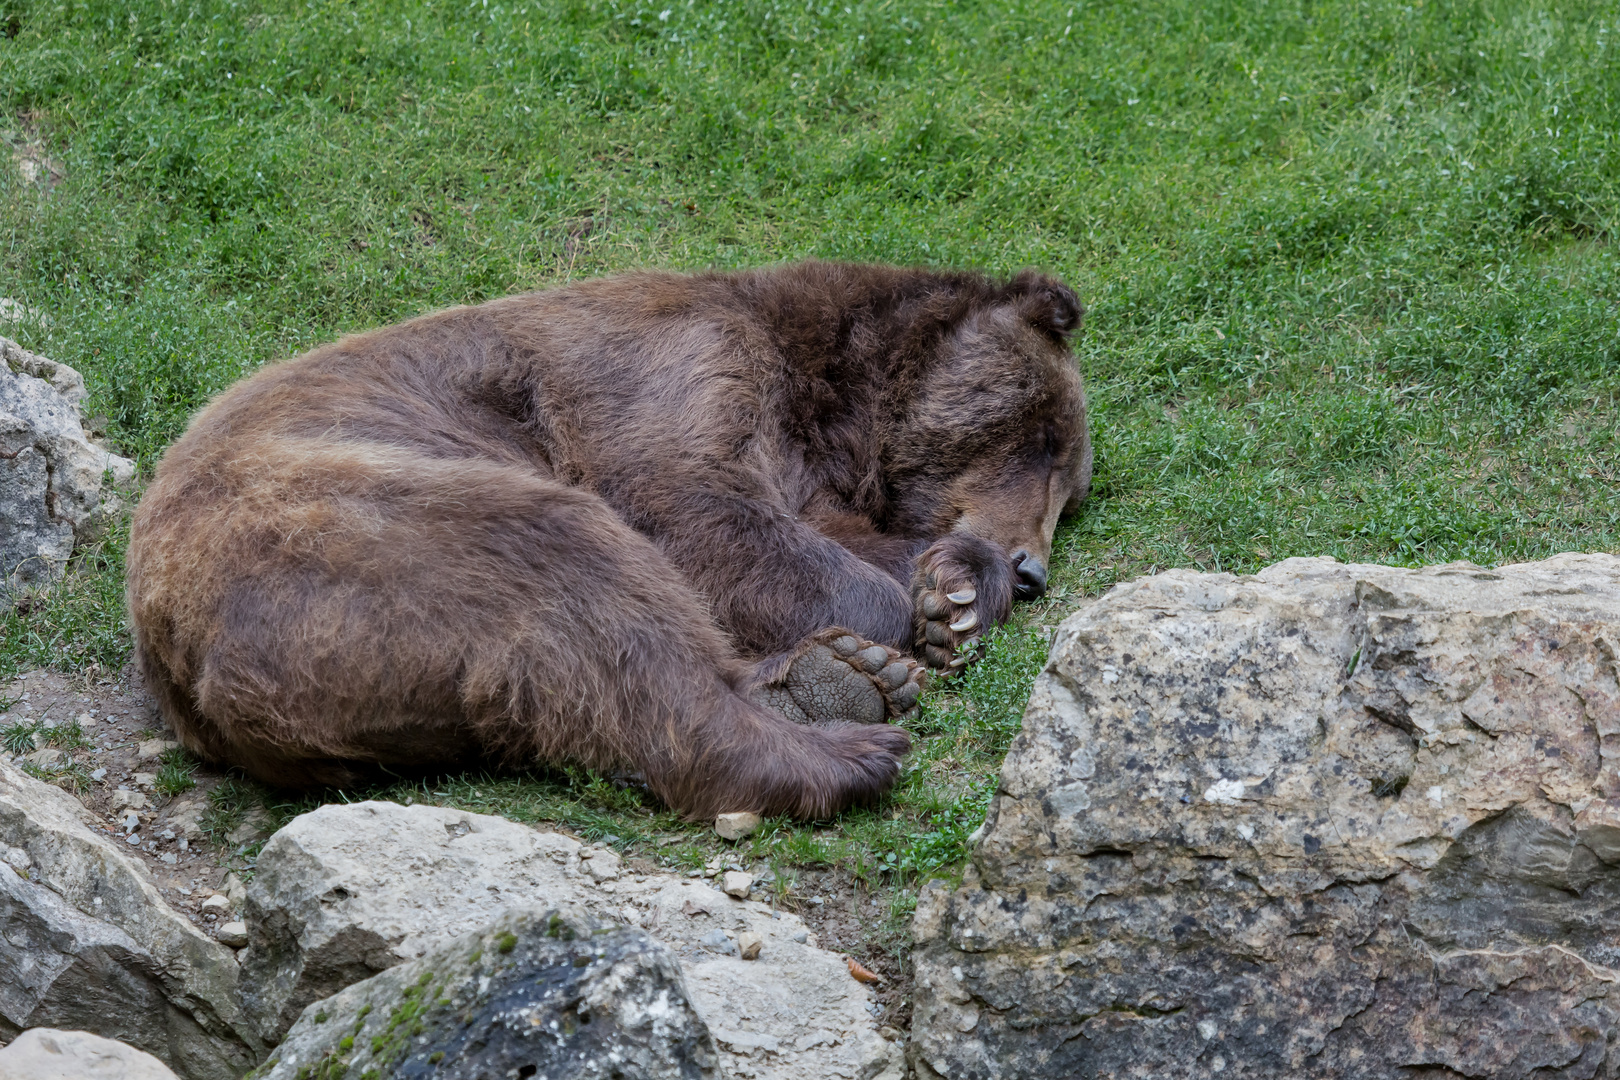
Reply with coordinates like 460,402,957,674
1011,549,1048,601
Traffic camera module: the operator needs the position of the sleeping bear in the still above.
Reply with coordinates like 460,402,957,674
126,261,1092,820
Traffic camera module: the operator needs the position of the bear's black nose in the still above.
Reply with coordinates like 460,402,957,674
1011,550,1047,601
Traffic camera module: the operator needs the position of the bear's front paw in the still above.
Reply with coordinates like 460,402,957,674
912,536,1016,670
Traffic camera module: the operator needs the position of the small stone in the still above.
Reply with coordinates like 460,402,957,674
226,808,269,844
584,848,621,883
722,870,754,899
739,932,764,960
216,921,248,948
167,795,207,840
159,852,178,865
89,767,107,781
223,872,247,906
791,929,809,943
199,893,231,914
137,738,180,761
23,748,62,767
715,811,762,840
132,772,157,790
111,789,150,811
124,833,141,845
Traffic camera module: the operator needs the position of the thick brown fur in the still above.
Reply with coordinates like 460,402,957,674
126,261,1092,820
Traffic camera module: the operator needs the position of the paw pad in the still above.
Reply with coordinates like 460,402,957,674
753,629,927,727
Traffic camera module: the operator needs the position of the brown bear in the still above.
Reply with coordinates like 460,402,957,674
126,261,1091,821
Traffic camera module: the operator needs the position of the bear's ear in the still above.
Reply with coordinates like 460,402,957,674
1006,271,1083,343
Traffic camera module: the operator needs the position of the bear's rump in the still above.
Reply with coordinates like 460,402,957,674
131,436,747,778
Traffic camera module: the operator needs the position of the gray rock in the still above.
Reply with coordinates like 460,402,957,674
912,554,1620,1080
251,906,718,1080
0,757,264,1079
0,337,133,592
0,337,82,405
243,801,900,1080
0,1027,180,1079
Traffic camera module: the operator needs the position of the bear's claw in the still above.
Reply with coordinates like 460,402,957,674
911,537,1016,672
915,577,983,670
751,628,927,726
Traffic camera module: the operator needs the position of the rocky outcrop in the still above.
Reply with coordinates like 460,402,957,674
912,554,1620,1079
251,906,718,1080
0,337,133,591
242,800,900,1080
0,1027,181,1079
0,758,264,1079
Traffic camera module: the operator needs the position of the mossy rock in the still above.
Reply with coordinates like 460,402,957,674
251,906,717,1080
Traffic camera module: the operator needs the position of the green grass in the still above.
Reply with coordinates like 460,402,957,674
153,745,199,795
2,715,92,752
4,0,1620,956
0,721,35,754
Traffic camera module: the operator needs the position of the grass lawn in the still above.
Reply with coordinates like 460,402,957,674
2,0,1618,983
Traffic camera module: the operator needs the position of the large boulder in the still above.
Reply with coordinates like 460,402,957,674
251,906,718,1080
0,1027,181,1079
0,337,134,591
0,758,265,1079
912,553,1620,1080
242,801,901,1080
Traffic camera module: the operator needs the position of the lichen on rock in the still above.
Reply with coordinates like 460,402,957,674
912,553,1620,1080
250,906,719,1080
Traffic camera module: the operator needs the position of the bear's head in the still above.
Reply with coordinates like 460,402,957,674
887,271,1091,600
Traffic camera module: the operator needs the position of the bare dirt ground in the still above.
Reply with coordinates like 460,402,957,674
784,868,912,1033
